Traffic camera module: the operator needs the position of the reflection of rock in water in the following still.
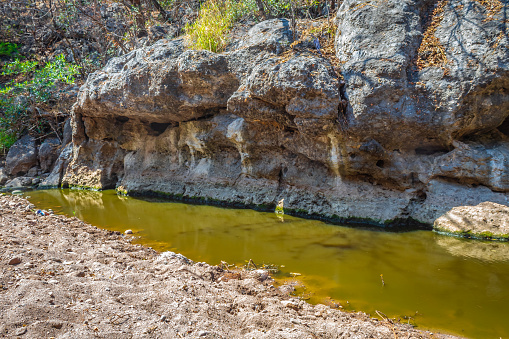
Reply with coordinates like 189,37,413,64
63,189,105,210
436,236,509,262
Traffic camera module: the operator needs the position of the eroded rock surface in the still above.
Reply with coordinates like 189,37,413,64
39,138,61,173
61,3,509,237
5,135,38,176
434,202,509,239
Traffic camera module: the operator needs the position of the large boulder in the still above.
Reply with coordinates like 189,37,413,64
228,54,340,135
5,177,33,189
40,143,73,188
334,0,509,190
336,0,509,149
38,138,61,173
434,202,509,239
74,39,239,125
5,135,38,176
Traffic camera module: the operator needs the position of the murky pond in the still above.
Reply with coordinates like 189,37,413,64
27,189,509,339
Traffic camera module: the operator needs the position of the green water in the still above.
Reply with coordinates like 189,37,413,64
26,189,509,339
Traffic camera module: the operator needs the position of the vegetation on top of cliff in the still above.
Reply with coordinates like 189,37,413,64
186,0,340,52
0,55,80,153
185,0,256,52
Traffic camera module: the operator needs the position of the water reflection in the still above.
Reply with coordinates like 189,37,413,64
436,236,509,263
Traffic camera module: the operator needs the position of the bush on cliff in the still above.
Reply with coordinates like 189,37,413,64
185,0,256,52
186,0,335,52
0,54,80,153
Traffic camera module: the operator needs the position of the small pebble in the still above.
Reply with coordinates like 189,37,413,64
8,257,21,265
125,229,133,234
15,327,27,336
252,269,269,281
51,322,63,329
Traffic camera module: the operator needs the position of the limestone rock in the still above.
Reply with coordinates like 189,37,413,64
434,202,509,238
335,0,509,150
333,0,509,190
5,135,38,176
62,118,72,146
5,177,33,188
40,143,73,188
39,138,61,173
228,54,339,136
0,168,8,185
74,38,239,124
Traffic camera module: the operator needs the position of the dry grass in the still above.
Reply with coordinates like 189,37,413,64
475,0,503,21
415,1,448,71
300,19,340,68
274,19,341,76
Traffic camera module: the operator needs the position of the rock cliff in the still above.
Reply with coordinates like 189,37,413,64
37,0,509,233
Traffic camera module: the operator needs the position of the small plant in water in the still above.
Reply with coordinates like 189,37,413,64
275,198,284,215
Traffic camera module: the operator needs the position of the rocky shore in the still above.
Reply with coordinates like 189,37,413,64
0,193,461,338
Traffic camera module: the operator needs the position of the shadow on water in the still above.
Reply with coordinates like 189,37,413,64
26,189,509,339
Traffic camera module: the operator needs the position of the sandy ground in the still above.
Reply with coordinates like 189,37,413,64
0,194,460,338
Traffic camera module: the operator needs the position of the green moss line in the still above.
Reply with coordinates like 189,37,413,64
434,228,509,242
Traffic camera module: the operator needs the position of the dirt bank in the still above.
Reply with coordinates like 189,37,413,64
0,194,459,338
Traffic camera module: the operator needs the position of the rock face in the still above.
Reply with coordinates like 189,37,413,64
434,202,509,239
62,3,509,237
5,135,38,176
40,143,73,188
39,138,61,173
0,168,8,185
5,176,33,189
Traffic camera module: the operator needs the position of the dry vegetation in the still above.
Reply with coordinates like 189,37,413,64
415,1,448,71
475,0,504,21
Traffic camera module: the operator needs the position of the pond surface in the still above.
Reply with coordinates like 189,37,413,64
27,189,509,339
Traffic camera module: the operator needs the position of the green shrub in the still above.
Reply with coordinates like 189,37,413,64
0,54,80,153
265,0,291,16
0,128,16,154
0,42,18,57
185,0,256,52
